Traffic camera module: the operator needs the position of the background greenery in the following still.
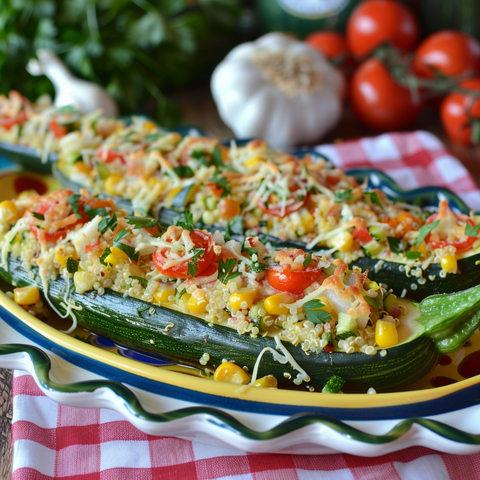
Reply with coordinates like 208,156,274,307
0,0,244,125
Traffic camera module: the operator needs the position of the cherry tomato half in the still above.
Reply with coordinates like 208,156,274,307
440,78,480,145
425,212,475,252
152,230,216,279
346,0,419,59
413,30,480,79
267,265,325,294
350,57,423,131
257,196,305,218
353,226,373,245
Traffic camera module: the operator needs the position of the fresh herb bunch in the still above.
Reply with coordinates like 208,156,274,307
0,0,241,125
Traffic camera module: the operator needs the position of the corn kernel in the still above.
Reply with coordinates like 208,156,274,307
264,293,295,316
375,320,398,348
254,375,278,388
14,285,40,305
103,246,130,266
330,230,354,252
229,288,257,311
0,200,18,223
55,248,68,268
187,288,208,314
213,362,251,384
143,120,157,131
72,162,91,176
154,286,176,304
441,254,457,274
365,280,380,291
244,156,264,169
104,174,124,196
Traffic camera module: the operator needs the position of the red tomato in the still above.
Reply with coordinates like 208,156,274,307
350,57,423,131
353,226,373,245
267,265,325,294
49,120,68,139
413,30,480,79
97,148,126,164
440,78,480,145
346,0,419,59
305,31,355,74
425,212,475,252
0,111,27,130
152,230,216,279
257,196,305,218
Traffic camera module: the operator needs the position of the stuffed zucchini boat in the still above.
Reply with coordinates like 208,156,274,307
49,114,480,300
1,189,480,393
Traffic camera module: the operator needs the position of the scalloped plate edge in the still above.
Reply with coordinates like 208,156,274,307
3,340,480,456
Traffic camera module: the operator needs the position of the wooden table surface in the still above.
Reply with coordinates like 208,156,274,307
1,87,480,477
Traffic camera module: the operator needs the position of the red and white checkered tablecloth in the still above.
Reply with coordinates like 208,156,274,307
10,131,480,479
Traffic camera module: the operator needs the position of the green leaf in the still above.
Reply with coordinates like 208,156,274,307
465,223,480,238
249,260,269,274
100,247,112,266
130,276,148,288
66,257,79,274
224,215,243,241
211,146,224,167
67,194,83,219
387,237,403,254
218,258,240,284
175,211,194,232
303,299,332,324
334,189,352,203
415,220,440,247
84,205,108,219
209,175,231,198
303,252,313,267
190,248,205,266
406,250,421,261
175,288,187,300
187,262,198,277
173,166,194,178
31,212,45,220
126,216,161,230
99,213,118,236
364,192,384,209
113,229,139,262
114,229,130,243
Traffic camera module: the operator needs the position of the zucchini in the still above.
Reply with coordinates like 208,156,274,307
3,255,480,393
0,142,57,174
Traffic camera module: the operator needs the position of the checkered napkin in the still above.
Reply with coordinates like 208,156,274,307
10,131,480,479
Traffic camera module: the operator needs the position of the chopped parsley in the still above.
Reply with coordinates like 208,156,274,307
31,212,45,221
249,260,269,273
303,299,332,324
187,248,206,277
66,257,79,274
303,252,313,267
415,220,440,247
387,236,403,254
67,194,83,219
144,133,165,142
113,229,138,261
172,166,194,178
223,216,243,241
187,263,198,277
84,205,108,219
126,215,162,231
211,146,224,167
364,191,384,209
100,247,112,266
175,288,187,300
465,223,480,237
98,213,118,236
334,189,352,203
209,175,231,198
218,258,241,284
130,276,148,288
175,211,195,232
405,250,421,261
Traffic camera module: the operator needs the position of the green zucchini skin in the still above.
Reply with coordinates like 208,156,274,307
0,142,56,174
0,256,440,393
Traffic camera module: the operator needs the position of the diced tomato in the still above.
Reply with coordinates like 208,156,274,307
426,212,476,252
97,148,126,164
326,175,340,186
0,111,27,130
324,345,334,354
152,230,216,279
206,182,224,197
352,226,373,245
49,120,68,139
